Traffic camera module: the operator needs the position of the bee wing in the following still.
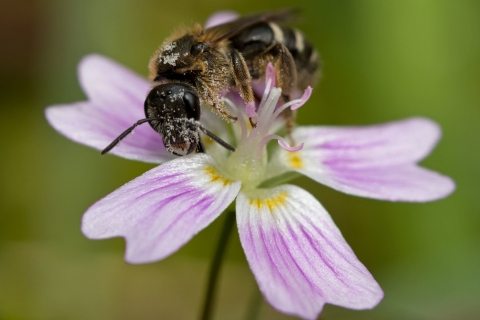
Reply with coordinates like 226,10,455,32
200,9,298,44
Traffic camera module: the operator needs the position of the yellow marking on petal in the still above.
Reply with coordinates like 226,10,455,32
287,152,303,169
249,192,288,212
250,198,263,209
204,166,231,186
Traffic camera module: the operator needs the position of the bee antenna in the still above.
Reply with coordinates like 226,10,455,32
197,125,235,152
101,118,159,155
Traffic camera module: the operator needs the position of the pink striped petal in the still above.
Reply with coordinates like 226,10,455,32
294,117,441,168
204,11,239,29
306,165,455,202
236,185,383,319
46,102,171,163
79,54,149,109
276,118,455,201
46,55,172,163
82,154,241,264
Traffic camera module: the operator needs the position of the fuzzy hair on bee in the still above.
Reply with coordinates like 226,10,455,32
102,9,319,157
148,23,247,123
148,9,319,123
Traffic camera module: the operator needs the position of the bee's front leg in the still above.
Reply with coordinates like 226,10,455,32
196,77,237,122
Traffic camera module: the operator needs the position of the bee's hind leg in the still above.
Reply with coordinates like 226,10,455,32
230,49,258,127
253,43,298,143
281,102,296,143
230,49,254,104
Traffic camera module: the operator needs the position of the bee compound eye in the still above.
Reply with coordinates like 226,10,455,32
191,42,205,56
182,91,201,120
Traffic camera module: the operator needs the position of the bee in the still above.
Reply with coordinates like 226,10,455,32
101,82,235,156
102,9,319,156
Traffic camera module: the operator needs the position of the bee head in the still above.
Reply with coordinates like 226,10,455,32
102,83,234,157
144,83,202,156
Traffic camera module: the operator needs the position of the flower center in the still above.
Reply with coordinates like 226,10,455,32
219,64,311,190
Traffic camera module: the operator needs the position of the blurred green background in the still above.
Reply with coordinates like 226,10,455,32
1,0,479,319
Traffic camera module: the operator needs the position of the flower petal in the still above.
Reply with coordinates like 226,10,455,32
46,102,172,163
236,185,383,319
204,11,239,29
82,154,241,264
304,164,455,202
275,118,455,201
293,117,442,167
46,55,172,163
79,54,149,108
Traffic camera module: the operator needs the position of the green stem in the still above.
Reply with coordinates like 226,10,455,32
200,210,236,320
244,284,262,320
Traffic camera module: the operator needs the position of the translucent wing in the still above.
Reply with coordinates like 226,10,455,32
200,9,297,44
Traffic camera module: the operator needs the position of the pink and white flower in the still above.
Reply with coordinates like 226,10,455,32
44,12,455,320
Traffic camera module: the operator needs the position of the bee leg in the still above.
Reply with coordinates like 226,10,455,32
196,138,206,153
230,49,257,127
282,107,296,142
213,101,238,122
230,49,254,104
195,77,237,122
253,43,297,142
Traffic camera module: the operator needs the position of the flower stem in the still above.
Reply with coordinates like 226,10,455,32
200,210,236,320
244,284,262,320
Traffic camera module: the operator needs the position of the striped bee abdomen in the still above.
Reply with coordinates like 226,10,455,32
231,21,319,91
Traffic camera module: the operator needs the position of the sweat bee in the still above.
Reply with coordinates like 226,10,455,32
102,9,319,156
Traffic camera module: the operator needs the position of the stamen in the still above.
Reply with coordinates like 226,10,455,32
265,63,276,89
245,101,258,122
258,78,272,110
271,86,312,120
225,62,312,176
270,99,302,120
256,63,277,121
258,88,282,127
278,138,304,152
291,86,312,110
255,134,304,160
258,63,275,110
246,101,257,118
